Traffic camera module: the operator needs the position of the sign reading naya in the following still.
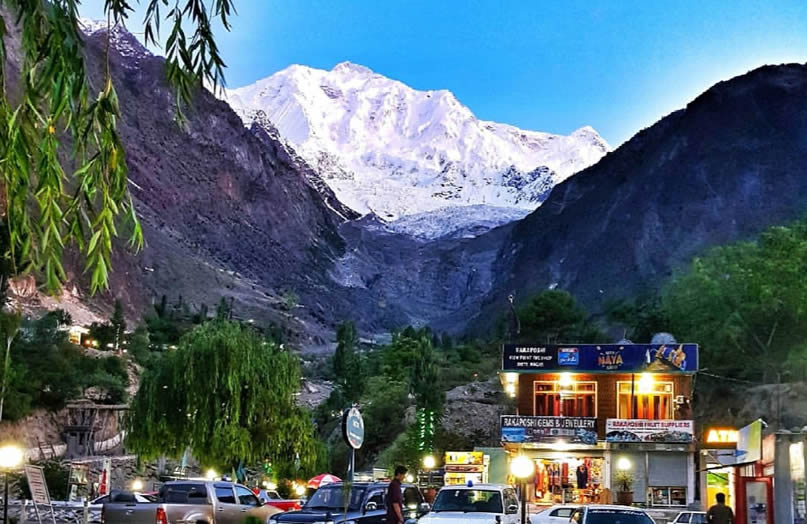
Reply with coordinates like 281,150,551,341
501,415,597,445
502,344,698,373
606,419,694,443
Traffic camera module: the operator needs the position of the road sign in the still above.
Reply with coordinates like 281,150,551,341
342,407,365,450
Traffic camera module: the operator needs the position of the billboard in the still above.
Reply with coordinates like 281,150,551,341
605,419,694,443
502,343,698,373
501,415,597,444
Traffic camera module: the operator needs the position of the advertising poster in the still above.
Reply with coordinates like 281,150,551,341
605,419,694,443
501,415,597,444
502,343,698,373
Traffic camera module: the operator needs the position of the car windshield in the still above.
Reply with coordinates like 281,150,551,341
586,509,655,524
303,486,367,510
432,489,503,513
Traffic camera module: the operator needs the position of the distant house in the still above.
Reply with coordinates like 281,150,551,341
67,325,90,346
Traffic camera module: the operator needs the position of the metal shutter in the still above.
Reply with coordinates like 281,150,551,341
648,453,688,486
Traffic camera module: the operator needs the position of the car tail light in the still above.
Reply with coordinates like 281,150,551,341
156,507,168,524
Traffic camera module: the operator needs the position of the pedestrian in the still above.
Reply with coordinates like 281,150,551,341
386,465,407,524
707,493,734,524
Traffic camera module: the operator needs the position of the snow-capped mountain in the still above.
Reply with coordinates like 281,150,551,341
225,61,609,231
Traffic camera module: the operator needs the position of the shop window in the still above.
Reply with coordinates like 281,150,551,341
617,381,673,419
534,381,597,417
649,487,687,507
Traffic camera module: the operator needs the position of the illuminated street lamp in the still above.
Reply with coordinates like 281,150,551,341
0,444,24,524
510,456,534,524
423,455,436,470
131,479,144,492
205,469,217,480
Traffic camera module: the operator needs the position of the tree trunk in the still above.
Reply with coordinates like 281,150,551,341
0,339,12,422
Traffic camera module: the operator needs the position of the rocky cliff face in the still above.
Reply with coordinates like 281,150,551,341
76,26,353,344
466,63,807,329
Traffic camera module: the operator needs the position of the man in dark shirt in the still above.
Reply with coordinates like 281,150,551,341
707,493,734,524
386,465,407,524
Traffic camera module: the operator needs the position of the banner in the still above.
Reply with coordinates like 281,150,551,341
501,415,597,444
605,419,694,443
502,343,698,373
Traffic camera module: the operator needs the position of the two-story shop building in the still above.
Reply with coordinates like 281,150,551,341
500,343,698,507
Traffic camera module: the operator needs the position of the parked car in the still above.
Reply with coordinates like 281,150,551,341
532,505,582,524
268,481,428,523
417,483,520,523
571,505,656,524
101,480,282,524
674,511,707,524
256,490,302,512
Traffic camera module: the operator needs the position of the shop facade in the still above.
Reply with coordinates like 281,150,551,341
500,343,698,507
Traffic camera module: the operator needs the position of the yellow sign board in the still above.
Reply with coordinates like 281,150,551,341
705,427,739,448
445,451,483,465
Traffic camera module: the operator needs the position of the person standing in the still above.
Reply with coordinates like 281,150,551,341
387,465,407,524
707,493,734,524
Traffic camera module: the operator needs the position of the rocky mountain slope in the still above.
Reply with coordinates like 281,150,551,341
20,19,807,346
225,62,609,234
67,23,355,344
471,63,807,328
328,63,807,336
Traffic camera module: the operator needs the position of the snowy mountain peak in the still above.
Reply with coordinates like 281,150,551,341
224,62,610,229
331,61,375,76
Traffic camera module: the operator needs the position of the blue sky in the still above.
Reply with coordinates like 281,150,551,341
82,0,807,145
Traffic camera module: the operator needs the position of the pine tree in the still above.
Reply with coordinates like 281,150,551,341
333,322,364,403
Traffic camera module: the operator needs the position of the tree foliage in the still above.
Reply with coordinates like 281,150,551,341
1,310,128,420
517,290,605,343
332,321,364,403
126,320,319,473
0,0,235,292
664,222,807,381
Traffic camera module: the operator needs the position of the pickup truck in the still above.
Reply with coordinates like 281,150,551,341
102,480,282,524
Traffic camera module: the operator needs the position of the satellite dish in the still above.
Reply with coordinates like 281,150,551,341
651,333,677,344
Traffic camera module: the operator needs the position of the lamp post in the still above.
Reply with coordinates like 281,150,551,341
0,444,24,524
510,455,534,524
423,455,436,488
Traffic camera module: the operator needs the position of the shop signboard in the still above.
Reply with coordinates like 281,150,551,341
501,415,597,444
502,343,698,373
445,451,484,465
704,427,739,449
605,419,694,443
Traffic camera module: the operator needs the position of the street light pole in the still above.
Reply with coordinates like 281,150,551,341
510,456,534,524
0,444,23,524
3,470,9,524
